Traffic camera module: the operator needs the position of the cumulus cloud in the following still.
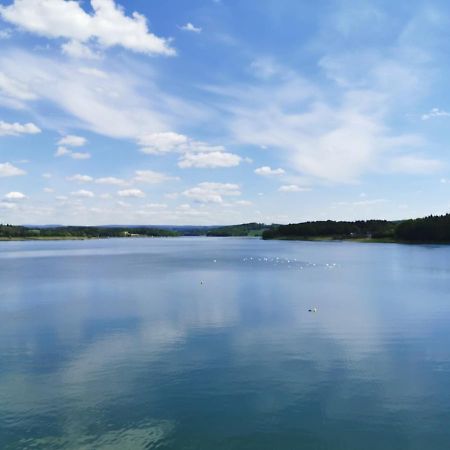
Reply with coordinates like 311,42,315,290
54,145,90,159
4,191,26,200
0,162,26,177
0,0,175,56
58,135,87,147
278,184,309,192
66,174,94,183
254,166,285,176
62,40,100,60
133,170,178,184
71,189,94,198
95,176,128,186
138,132,189,155
183,182,240,203
139,132,242,169
118,188,145,198
421,108,450,121
71,151,91,160
55,146,70,157
0,120,40,136
180,22,202,33
178,151,241,168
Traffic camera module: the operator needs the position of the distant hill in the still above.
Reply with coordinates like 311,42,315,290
395,214,450,242
206,223,270,237
3,214,450,243
0,225,179,240
263,214,450,243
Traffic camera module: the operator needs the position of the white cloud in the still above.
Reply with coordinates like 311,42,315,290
0,28,12,39
62,40,100,60
388,155,443,174
235,200,252,206
254,166,285,176
421,108,450,121
67,174,94,183
0,120,40,136
139,132,188,155
118,188,145,198
0,162,26,177
0,49,202,142
58,135,87,147
249,57,282,79
71,189,94,198
213,49,429,183
0,50,185,140
55,146,71,157
143,203,167,209
139,132,241,169
42,172,52,178
133,170,178,184
0,71,37,107
4,191,26,200
43,187,54,193
95,176,128,186
278,184,309,192
0,201,17,209
0,0,175,56
183,182,240,203
180,22,202,33
178,151,241,168
71,152,91,160
78,67,108,79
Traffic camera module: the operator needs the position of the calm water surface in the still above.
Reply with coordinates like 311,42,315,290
1,237,450,449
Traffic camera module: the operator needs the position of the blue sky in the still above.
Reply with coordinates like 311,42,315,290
0,0,449,225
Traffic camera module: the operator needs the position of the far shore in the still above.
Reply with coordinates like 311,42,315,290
1,235,449,245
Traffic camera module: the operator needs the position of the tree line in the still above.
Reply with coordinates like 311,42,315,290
0,225,179,239
262,214,450,243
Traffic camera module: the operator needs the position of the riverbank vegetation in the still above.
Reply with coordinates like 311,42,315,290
1,214,449,243
262,214,450,243
0,225,179,240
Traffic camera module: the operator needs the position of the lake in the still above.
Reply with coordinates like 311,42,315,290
1,237,450,449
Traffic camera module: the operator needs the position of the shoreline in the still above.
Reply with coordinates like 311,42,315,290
263,236,450,245
1,235,449,245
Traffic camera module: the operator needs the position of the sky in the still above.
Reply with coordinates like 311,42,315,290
0,0,449,225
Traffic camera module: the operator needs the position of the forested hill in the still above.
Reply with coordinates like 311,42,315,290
395,214,450,242
262,220,395,240
2,215,450,242
0,223,268,239
206,223,268,237
263,214,450,243
0,225,179,239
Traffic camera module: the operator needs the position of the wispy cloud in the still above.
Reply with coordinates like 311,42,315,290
421,108,450,120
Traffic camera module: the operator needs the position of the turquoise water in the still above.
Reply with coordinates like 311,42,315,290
1,237,450,449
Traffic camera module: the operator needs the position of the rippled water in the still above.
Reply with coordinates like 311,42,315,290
1,237,450,449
